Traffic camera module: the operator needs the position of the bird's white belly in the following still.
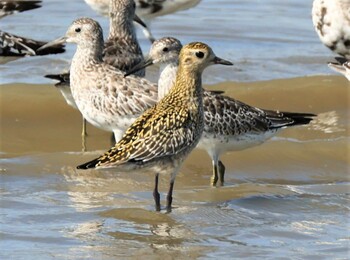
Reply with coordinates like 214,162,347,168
197,130,278,155
72,94,138,133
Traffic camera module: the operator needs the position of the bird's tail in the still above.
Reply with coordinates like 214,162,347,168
264,110,316,129
45,73,70,87
77,157,101,169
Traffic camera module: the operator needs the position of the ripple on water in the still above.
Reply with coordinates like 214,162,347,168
0,0,333,85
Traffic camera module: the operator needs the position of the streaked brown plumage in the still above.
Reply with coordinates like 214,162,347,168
77,42,233,212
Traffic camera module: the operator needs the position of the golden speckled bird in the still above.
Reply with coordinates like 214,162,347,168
77,42,233,212
126,37,316,187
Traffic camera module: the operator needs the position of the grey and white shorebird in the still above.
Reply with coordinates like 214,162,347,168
45,0,147,86
42,0,148,149
126,37,316,186
39,17,158,146
312,0,350,81
0,0,41,19
312,0,350,59
0,0,65,57
84,0,201,42
77,41,233,212
0,30,65,56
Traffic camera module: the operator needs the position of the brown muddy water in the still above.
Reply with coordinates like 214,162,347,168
1,76,349,259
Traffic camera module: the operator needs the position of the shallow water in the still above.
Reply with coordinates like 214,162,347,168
1,0,350,259
0,0,335,84
1,76,349,259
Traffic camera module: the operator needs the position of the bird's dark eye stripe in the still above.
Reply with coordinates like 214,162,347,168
163,47,169,52
196,51,204,58
75,28,81,33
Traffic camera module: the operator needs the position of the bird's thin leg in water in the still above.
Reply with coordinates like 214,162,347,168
211,161,219,186
81,116,87,152
166,180,174,213
153,173,161,211
110,133,117,146
218,160,226,186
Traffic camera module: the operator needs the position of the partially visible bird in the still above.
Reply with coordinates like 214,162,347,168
45,0,146,86
0,30,65,56
84,0,202,42
0,0,65,57
44,73,88,151
328,56,350,81
77,40,233,212
102,0,146,76
126,37,317,186
312,0,350,59
0,0,41,18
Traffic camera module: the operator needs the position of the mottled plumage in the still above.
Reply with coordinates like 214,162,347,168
0,30,65,56
41,1,147,150
312,0,350,59
42,18,158,145
103,0,145,76
0,0,65,57
84,0,201,42
126,37,316,186
0,0,41,19
84,0,201,19
78,41,233,212
46,0,145,87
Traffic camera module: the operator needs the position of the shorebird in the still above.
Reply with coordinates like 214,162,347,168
45,0,146,86
0,0,41,18
39,18,158,145
126,37,316,186
102,0,146,76
328,56,350,80
77,40,233,212
42,0,148,150
0,0,65,57
84,0,201,42
312,0,350,59
312,0,350,80
0,30,65,56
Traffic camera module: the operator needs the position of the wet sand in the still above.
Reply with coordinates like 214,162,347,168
1,76,349,258
1,75,348,155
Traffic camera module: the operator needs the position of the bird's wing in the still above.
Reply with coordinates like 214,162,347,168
78,104,196,169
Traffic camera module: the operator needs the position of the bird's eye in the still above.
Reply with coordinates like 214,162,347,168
195,51,204,58
132,3,136,9
75,27,81,33
163,47,169,52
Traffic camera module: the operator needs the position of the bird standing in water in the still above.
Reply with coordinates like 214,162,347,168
126,37,316,186
77,41,233,212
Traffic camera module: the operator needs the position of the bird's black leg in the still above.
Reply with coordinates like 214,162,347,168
211,162,218,186
218,160,226,186
110,133,116,146
166,180,174,213
153,173,161,211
